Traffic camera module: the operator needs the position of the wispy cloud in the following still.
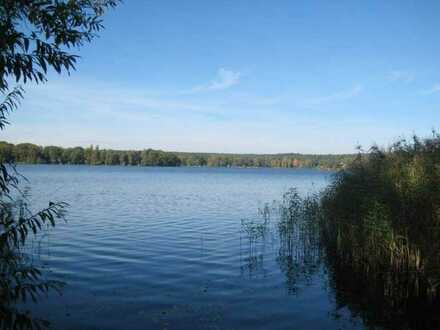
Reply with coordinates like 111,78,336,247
388,70,414,84
183,68,241,94
22,80,230,122
421,84,440,95
303,84,363,107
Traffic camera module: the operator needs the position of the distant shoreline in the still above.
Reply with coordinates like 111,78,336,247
0,141,354,170
15,163,338,171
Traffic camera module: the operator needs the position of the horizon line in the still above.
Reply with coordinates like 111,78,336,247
0,140,356,156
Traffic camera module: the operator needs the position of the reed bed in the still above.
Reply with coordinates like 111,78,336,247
241,133,440,328
318,134,440,329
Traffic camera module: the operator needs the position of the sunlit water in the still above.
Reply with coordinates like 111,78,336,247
18,165,364,330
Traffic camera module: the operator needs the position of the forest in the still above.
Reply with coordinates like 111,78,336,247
0,141,355,169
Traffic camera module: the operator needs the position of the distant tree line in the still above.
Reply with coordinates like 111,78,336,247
0,142,355,169
177,152,354,170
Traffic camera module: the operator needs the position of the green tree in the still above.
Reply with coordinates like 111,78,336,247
0,0,118,94
128,150,141,166
84,145,93,164
104,149,119,165
120,151,129,166
0,141,14,162
68,147,85,164
140,149,152,166
91,145,102,165
0,1,119,327
43,145,64,164
13,143,43,163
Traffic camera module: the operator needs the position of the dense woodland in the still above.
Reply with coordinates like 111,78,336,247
0,142,355,169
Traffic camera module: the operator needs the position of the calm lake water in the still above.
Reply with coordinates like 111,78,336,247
18,165,366,330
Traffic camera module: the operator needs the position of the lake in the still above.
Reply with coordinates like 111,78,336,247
18,165,365,330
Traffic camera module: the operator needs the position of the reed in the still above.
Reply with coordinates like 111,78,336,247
316,133,440,328
246,133,440,327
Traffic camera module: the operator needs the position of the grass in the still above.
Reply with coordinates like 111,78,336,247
320,134,440,289
315,133,440,329
241,132,440,328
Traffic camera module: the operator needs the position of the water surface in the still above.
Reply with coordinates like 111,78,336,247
19,165,363,330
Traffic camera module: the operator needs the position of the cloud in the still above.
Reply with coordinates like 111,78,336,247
303,84,363,106
183,68,241,94
421,84,440,95
388,70,414,83
22,79,233,123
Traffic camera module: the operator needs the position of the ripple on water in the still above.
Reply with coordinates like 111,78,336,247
17,166,362,330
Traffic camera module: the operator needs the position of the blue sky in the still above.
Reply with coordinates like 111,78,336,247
3,0,440,154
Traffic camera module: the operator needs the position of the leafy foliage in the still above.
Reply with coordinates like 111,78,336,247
0,0,119,328
0,86,23,129
0,0,118,92
0,191,67,330
0,84,67,330
0,88,68,330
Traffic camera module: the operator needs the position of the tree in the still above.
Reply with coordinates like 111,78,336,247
104,149,119,165
119,152,129,166
0,1,119,327
84,144,93,164
13,142,43,163
91,145,102,165
68,147,85,164
140,149,152,166
0,141,14,162
43,145,64,164
0,0,118,93
128,150,141,166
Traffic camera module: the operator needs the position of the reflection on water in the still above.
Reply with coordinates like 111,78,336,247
240,189,323,295
0,191,65,330
241,187,440,330
19,166,354,330
327,260,440,330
